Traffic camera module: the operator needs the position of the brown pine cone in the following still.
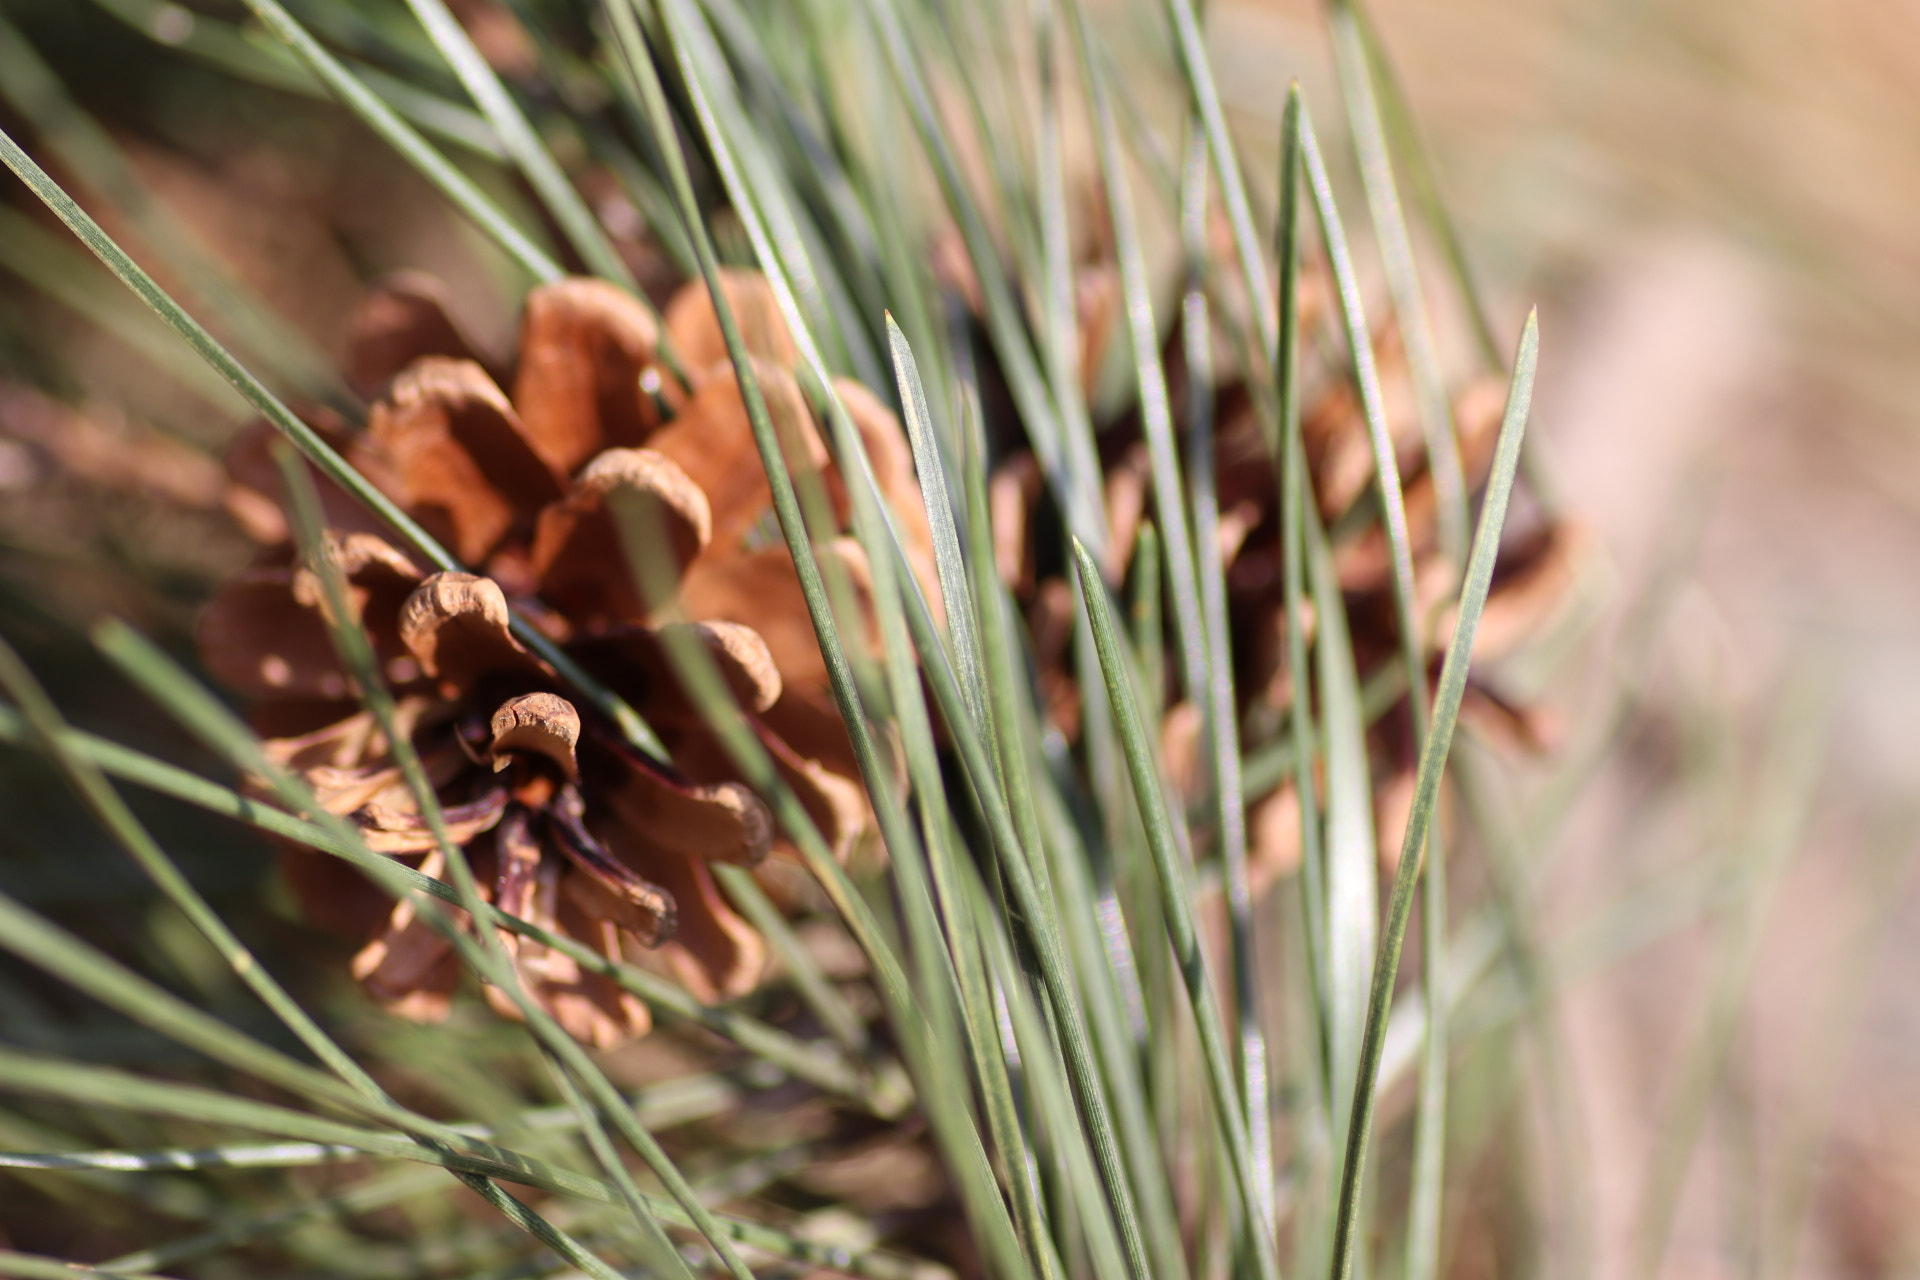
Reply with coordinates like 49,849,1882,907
200,268,933,1046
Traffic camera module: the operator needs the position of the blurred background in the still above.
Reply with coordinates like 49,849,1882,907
3,1,1918,1276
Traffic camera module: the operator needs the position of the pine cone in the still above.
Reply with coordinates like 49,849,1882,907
200,269,933,1047
988,253,1583,887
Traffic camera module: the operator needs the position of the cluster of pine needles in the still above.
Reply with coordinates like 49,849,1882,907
0,0,1788,1278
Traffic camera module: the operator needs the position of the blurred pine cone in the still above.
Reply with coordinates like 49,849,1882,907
200,269,933,1047
987,251,1582,886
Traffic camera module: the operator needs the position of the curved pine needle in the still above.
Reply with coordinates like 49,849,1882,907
1327,0,1470,569
1324,12,1469,1259
1299,105,1428,714
1071,540,1281,1280
1326,312,1540,1280
882,327,1060,1280
889,316,992,742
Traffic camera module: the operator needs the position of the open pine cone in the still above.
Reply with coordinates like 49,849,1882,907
988,249,1583,887
200,269,934,1047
